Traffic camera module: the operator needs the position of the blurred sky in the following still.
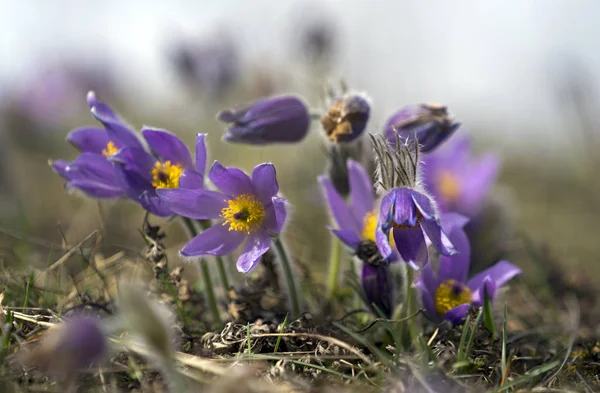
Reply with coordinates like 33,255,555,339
1,0,599,152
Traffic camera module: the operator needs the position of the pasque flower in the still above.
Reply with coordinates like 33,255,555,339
51,91,143,198
217,95,311,144
320,94,370,143
319,159,397,316
376,187,457,268
416,213,522,324
384,104,460,153
110,132,207,217
157,161,287,273
421,135,500,216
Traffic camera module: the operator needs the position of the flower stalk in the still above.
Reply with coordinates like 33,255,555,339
272,236,301,318
198,220,231,294
180,217,221,325
326,236,342,300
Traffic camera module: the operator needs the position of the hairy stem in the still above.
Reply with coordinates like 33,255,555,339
326,236,342,300
272,236,301,318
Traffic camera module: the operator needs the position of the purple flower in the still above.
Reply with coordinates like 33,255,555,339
375,187,457,268
320,94,370,143
416,213,522,324
157,161,287,272
51,91,142,198
110,131,207,217
58,316,107,367
421,135,500,216
217,95,311,144
319,159,397,315
383,104,460,153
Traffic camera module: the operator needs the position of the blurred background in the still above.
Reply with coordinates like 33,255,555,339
1,0,599,282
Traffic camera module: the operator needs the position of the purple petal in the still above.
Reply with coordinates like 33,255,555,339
392,226,429,266
66,126,110,153
179,169,204,190
109,147,155,182
437,217,471,284
195,133,207,176
347,159,374,223
467,260,522,294
251,163,279,205
236,229,270,273
460,154,501,214
361,264,394,317
410,190,436,220
420,219,457,256
180,223,246,257
375,226,394,259
263,196,287,234
157,188,226,219
112,164,153,201
142,128,193,169
390,188,419,227
330,228,361,249
51,159,73,179
419,263,439,296
419,123,460,153
90,105,143,150
441,303,471,325
472,277,497,306
67,180,123,198
72,153,116,183
140,193,173,217
208,161,253,197
318,175,360,234
440,212,470,233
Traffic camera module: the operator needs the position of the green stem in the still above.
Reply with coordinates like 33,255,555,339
272,237,301,318
403,266,418,350
326,236,342,300
180,217,221,325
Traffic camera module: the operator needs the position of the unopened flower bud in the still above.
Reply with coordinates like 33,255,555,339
384,103,460,153
321,94,370,143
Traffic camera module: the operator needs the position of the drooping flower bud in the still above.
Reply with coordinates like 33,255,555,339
321,94,370,143
218,95,311,144
384,104,460,153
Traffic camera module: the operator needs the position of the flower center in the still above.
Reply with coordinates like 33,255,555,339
102,141,118,157
434,279,472,315
392,211,423,229
151,161,184,189
363,209,396,248
437,170,461,202
221,194,266,234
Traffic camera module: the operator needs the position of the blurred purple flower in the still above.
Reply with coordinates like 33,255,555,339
110,132,207,217
320,94,370,143
157,161,287,273
384,104,460,153
319,159,396,316
217,95,311,144
51,92,141,198
421,135,500,216
416,213,522,325
376,187,456,268
169,34,239,96
11,60,114,127
300,20,337,64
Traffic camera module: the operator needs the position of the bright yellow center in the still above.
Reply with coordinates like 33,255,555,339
434,279,472,315
221,194,266,234
362,209,396,248
151,161,184,189
102,141,118,157
437,170,461,201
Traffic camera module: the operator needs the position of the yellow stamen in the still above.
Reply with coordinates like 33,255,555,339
434,279,472,315
362,209,396,248
102,141,118,157
437,170,461,202
151,160,184,189
221,194,266,234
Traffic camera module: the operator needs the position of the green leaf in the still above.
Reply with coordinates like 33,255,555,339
483,285,497,340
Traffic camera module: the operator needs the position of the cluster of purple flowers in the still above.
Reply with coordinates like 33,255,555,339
52,89,521,326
